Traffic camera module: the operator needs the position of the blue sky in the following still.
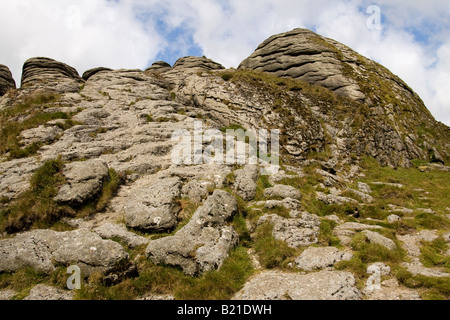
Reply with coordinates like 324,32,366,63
1,0,449,125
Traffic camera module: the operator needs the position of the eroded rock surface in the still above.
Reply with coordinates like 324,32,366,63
146,190,239,276
233,270,361,300
0,228,129,275
0,64,16,96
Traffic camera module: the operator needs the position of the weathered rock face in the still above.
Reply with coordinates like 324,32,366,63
235,28,449,167
24,284,74,301
145,190,239,276
295,246,353,271
145,61,172,74
172,56,225,72
54,159,109,205
21,57,82,92
82,67,113,81
233,270,361,300
234,165,259,201
0,64,16,96
258,213,321,248
239,28,365,101
0,228,129,275
124,177,182,232
264,184,302,200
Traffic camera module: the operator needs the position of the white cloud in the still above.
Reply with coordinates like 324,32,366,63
0,0,448,125
0,0,163,83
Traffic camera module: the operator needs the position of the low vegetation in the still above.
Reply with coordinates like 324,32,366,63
0,160,122,234
0,91,80,159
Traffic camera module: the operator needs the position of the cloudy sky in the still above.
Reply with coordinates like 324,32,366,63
1,0,449,125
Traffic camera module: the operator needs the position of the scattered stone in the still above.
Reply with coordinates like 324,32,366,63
402,258,450,278
268,170,302,184
24,285,74,300
370,182,404,188
19,124,63,147
264,184,301,200
357,182,372,194
398,230,439,257
146,190,239,276
333,222,382,245
323,214,343,224
361,230,397,250
124,177,182,232
0,289,16,300
363,278,421,300
0,64,16,96
294,247,352,271
262,198,301,211
387,214,401,224
367,262,391,276
234,165,259,201
417,208,436,214
54,159,109,205
387,204,413,215
316,192,358,205
233,270,361,300
257,213,320,248
345,188,374,203
93,223,150,248
181,179,215,203
0,228,129,275
315,169,345,187
442,232,450,243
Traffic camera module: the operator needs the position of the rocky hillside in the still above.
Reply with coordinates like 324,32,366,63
0,28,449,301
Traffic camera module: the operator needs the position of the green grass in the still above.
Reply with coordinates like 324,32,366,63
253,222,296,269
0,92,81,159
0,162,122,234
0,266,69,300
396,267,450,300
0,159,72,234
318,219,341,247
74,246,254,300
420,238,450,270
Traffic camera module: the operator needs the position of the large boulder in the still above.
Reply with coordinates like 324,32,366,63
234,165,259,201
145,190,239,276
145,61,172,74
239,28,365,101
93,223,150,248
295,246,353,271
0,64,16,96
0,228,129,275
20,57,82,92
257,213,320,248
124,177,182,232
24,285,74,301
233,270,361,300
172,56,225,71
264,184,301,200
82,67,113,81
54,159,110,206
